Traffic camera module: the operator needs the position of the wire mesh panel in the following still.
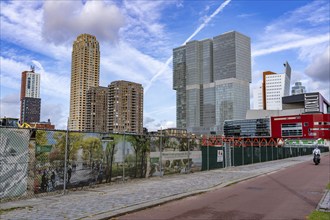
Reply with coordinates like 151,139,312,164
0,128,31,200
149,135,202,176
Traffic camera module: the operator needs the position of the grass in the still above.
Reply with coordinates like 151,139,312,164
326,182,330,190
307,211,330,220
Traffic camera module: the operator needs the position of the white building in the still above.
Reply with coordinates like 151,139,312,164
263,62,291,110
253,86,263,110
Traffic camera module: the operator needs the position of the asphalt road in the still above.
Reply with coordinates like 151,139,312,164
118,154,329,220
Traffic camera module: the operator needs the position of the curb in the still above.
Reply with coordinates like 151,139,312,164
317,190,330,212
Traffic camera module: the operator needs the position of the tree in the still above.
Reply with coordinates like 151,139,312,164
53,131,83,162
81,137,102,167
104,134,120,183
126,135,150,178
35,130,49,164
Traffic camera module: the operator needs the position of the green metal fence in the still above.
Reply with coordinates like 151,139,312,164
201,145,329,171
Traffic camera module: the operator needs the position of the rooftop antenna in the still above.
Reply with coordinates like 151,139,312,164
30,65,35,72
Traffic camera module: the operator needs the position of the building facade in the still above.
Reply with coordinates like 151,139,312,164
108,81,143,134
282,92,330,114
69,34,100,131
291,81,306,95
20,68,41,124
262,62,291,110
271,114,330,139
20,97,41,123
86,86,108,132
30,119,55,129
173,31,251,135
253,86,263,110
224,118,271,137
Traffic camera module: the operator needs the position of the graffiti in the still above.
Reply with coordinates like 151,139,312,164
0,128,30,199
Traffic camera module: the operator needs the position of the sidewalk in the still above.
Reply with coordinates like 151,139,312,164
0,155,324,219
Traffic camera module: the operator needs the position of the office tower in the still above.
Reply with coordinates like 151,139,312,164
108,81,143,134
20,67,41,123
173,46,186,129
253,86,263,110
291,81,306,95
262,62,291,110
69,34,100,131
173,31,251,135
86,86,108,132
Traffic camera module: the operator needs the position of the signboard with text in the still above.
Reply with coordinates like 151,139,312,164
217,150,223,162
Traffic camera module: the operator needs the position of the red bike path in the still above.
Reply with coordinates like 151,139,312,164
119,154,330,220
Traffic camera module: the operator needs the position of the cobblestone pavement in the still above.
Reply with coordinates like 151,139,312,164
0,155,321,219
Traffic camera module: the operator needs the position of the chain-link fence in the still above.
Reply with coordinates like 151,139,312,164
0,127,202,202
1,127,328,202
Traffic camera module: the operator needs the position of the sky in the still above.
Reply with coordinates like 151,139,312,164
1,0,329,131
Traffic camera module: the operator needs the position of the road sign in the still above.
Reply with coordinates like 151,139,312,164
36,145,52,153
217,150,223,162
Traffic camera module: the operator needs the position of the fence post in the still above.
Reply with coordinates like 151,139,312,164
259,141,261,163
207,135,209,171
251,142,254,164
63,118,69,194
187,136,190,172
159,129,163,176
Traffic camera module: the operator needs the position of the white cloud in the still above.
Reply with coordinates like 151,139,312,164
0,57,29,89
252,34,330,57
0,93,20,119
42,1,125,45
305,46,330,83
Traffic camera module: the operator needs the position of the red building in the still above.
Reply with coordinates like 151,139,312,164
271,114,330,139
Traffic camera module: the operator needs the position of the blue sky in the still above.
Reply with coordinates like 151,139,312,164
1,0,329,131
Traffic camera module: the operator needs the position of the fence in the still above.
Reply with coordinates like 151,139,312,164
1,127,328,201
0,127,202,201
201,144,329,170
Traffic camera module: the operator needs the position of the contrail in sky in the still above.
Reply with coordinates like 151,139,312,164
144,0,232,94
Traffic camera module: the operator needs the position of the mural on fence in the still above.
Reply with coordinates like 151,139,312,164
33,130,149,193
0,128,30,199
149,136,202,176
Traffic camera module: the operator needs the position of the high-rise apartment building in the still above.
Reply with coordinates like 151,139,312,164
173,31,251,135
20,68,41,123
291,81,306,95
86,86,108,132
69,34,100,131
108,81,143,134
262,62,291,110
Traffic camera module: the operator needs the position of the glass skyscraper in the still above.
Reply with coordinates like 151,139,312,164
173,31,251,135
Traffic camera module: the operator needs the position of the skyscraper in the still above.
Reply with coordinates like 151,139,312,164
69,34,100,131
86,86,108,132
108,81,143,134
173,31,251,135
262,62,291,110
20,67,41,123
